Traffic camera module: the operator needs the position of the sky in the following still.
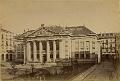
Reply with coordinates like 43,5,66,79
0,0,119,34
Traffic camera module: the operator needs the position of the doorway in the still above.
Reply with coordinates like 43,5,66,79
43,54,47,63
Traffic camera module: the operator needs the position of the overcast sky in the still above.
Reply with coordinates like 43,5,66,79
0,0,119,34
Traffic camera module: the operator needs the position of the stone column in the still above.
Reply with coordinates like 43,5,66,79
27,42,31,62
23,43,26,64
90,41,93,59
59,40,65,59
53,40,56,62
39,41,43,63
4,54,6,62
33,41,37,62
47,41,50,62
84,41,86,59
97,41,101,63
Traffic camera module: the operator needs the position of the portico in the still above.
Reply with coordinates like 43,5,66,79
26,39,61,64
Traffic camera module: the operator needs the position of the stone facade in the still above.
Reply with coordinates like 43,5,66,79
97,33,116,61
15,25,101,65
0,25,15,63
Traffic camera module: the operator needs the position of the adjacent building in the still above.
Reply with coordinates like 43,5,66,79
116,33,120,59
14,30,35,64
97,33,116,61
15,25,101,66
0,25,15,63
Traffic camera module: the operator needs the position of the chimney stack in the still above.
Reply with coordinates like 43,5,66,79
41,24,44,27
24,29,26,33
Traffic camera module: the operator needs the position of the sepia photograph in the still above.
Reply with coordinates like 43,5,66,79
0,0,120,81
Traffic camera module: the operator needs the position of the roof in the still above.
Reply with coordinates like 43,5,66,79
26,26,70,37
1,28,14,34
97,33,116,39
15,30,35,39
66,26,95,36
15,25,96,39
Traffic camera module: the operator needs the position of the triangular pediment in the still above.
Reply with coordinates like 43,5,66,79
27,27,54,37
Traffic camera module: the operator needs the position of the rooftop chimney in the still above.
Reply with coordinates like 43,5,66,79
41,24,44,27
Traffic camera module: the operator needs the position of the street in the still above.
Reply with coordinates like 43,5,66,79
71,61,115,81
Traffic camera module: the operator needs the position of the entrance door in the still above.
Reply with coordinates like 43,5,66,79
43,54,47,63
10,54,12,61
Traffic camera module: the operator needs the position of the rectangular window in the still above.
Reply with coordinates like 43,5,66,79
86,54,90,59
106,40,108,44
80,54,84,59
56,40,59,50
102,49,106,53
10,54,12,61
92,41,95,49
86,41,90,50
2,54,4,61
92,47,95,49
56,54,59,58
80,41,84,49
50,54,53,58
6,54,8,59
112,48,115,53
49,41,53,51
75,54,79,59
108,49,111,53
112,44,115,48
65,45,68,47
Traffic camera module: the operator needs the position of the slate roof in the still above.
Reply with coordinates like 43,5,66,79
66,26,95,36
15,25,95,39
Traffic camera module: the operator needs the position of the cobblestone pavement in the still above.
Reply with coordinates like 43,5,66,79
72,61,115,81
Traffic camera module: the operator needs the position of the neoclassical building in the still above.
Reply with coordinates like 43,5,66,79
16,25,101,65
